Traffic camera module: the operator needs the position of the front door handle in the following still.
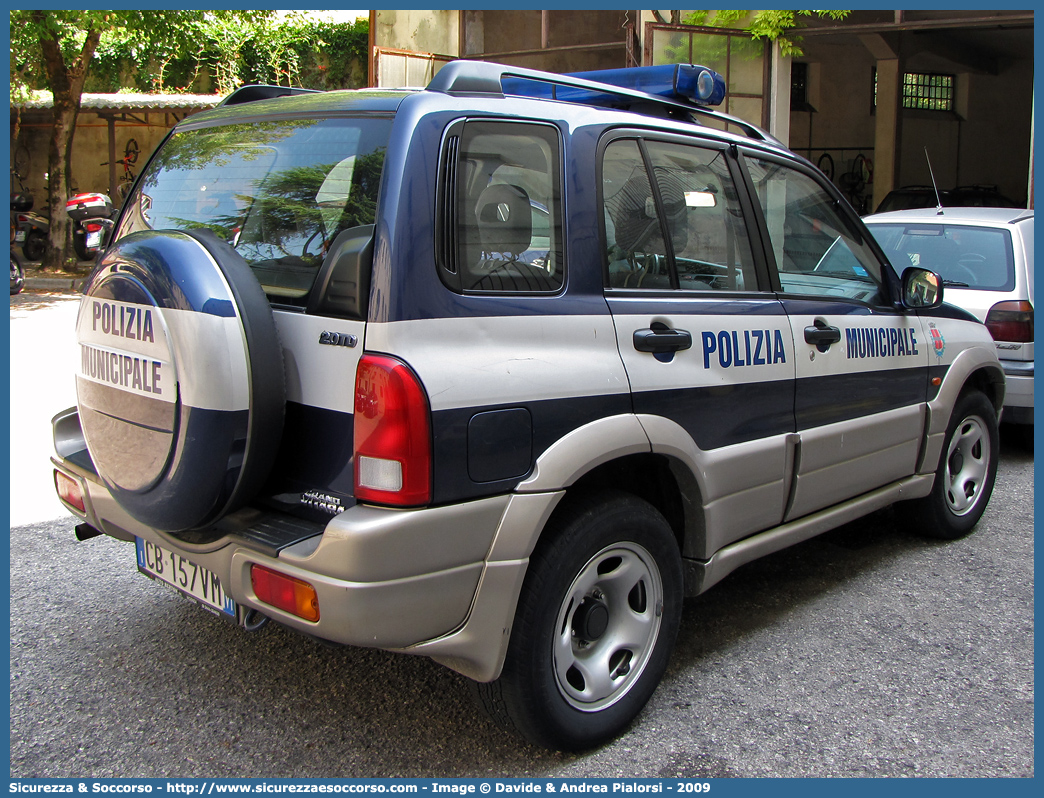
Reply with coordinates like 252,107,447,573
634,322,693,354
804,319,841,352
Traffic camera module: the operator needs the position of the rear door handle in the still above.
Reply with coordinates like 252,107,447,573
804,319,841,352
633,322,693,354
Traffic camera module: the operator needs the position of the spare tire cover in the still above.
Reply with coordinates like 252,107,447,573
75,229,285,533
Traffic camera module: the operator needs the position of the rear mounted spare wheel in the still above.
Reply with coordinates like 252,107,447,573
75,230,285,535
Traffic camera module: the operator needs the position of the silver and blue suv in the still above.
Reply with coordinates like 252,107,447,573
52,61,1004,750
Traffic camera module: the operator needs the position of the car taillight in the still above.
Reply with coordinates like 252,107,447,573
54,470,86,514
250,565,320,622
354,354,432,506
985,300,1033,343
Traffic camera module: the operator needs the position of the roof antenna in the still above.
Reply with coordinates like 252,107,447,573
925,147,944,215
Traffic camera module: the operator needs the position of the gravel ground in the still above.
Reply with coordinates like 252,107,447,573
9,430,1033,778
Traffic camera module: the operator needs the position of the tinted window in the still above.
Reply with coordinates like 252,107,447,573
602,139,756,291
117,117,392,305
443,120,564,293
645,141,757,291
602,139,670,288
867,222,1015,291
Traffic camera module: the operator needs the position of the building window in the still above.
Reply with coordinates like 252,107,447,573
901,72,954,111
874,70,955,112
790,62,815,112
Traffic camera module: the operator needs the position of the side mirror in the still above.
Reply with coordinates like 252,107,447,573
901,266,943,310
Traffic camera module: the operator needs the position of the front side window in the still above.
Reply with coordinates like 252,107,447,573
118,117,392,305
442,120,564,293
867,223,1015,291
746,156,887,305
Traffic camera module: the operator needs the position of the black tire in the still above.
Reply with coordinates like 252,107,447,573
72,229,93,262
817,152,835,181
10,256,24,295
904,391,999,540
474,492,683,750
22,229,46,262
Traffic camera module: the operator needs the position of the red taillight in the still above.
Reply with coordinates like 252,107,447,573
353,354,432,506
985,300,1034,343
54,470,86,514
250,565,320,622
84,221,103,233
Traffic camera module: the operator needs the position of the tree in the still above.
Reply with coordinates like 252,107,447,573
9,10,267,270
683,10,850,56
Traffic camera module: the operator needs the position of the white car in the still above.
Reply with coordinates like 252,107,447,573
865,207,1033,429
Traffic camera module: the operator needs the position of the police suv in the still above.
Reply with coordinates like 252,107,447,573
52,61,1004,751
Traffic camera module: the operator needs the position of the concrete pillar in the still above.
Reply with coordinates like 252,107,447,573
1027,83,1035,209
462,10,483,56
872,58,901,211
767,42,792,146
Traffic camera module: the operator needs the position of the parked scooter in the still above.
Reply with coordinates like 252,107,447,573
11,253,24,295
10,193,26,295
66,192,115,262
11,186,48,262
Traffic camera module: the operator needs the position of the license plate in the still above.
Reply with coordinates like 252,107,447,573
85,230,102,248
135,538,236,617
14,230,24,242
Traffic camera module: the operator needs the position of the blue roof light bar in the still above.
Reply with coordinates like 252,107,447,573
498,64,727,110
567,64,727,107
427,61,776,144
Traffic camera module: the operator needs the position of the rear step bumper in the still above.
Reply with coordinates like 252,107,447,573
52,409,561,681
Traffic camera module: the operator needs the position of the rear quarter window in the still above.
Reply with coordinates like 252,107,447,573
437,119,564,294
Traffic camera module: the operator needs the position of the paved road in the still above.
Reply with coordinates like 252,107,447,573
9,292,1034,778
9,290,82,527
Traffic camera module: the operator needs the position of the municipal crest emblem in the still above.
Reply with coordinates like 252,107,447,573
929,325,945,357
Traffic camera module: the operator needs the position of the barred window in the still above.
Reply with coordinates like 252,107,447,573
874,70,955,112
902,72,954,111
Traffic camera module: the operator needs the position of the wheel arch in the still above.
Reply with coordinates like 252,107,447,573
921,347,1005,474
420,415,706,684
514,413,706,560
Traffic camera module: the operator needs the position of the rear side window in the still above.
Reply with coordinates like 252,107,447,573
117,117,392,306
439,120,564,293
602,138,756,291
867,223,1015,291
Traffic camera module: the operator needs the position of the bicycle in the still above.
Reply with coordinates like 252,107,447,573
839,153,873,215
101,138,140,198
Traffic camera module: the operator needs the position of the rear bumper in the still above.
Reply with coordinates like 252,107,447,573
52,408,560,681
1001,360,1033,423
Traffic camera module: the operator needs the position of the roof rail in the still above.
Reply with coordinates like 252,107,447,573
425,60,780,145
217,84,321,107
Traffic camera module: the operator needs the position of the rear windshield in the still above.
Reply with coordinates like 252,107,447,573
867,222,1015,291
117,117,392,305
